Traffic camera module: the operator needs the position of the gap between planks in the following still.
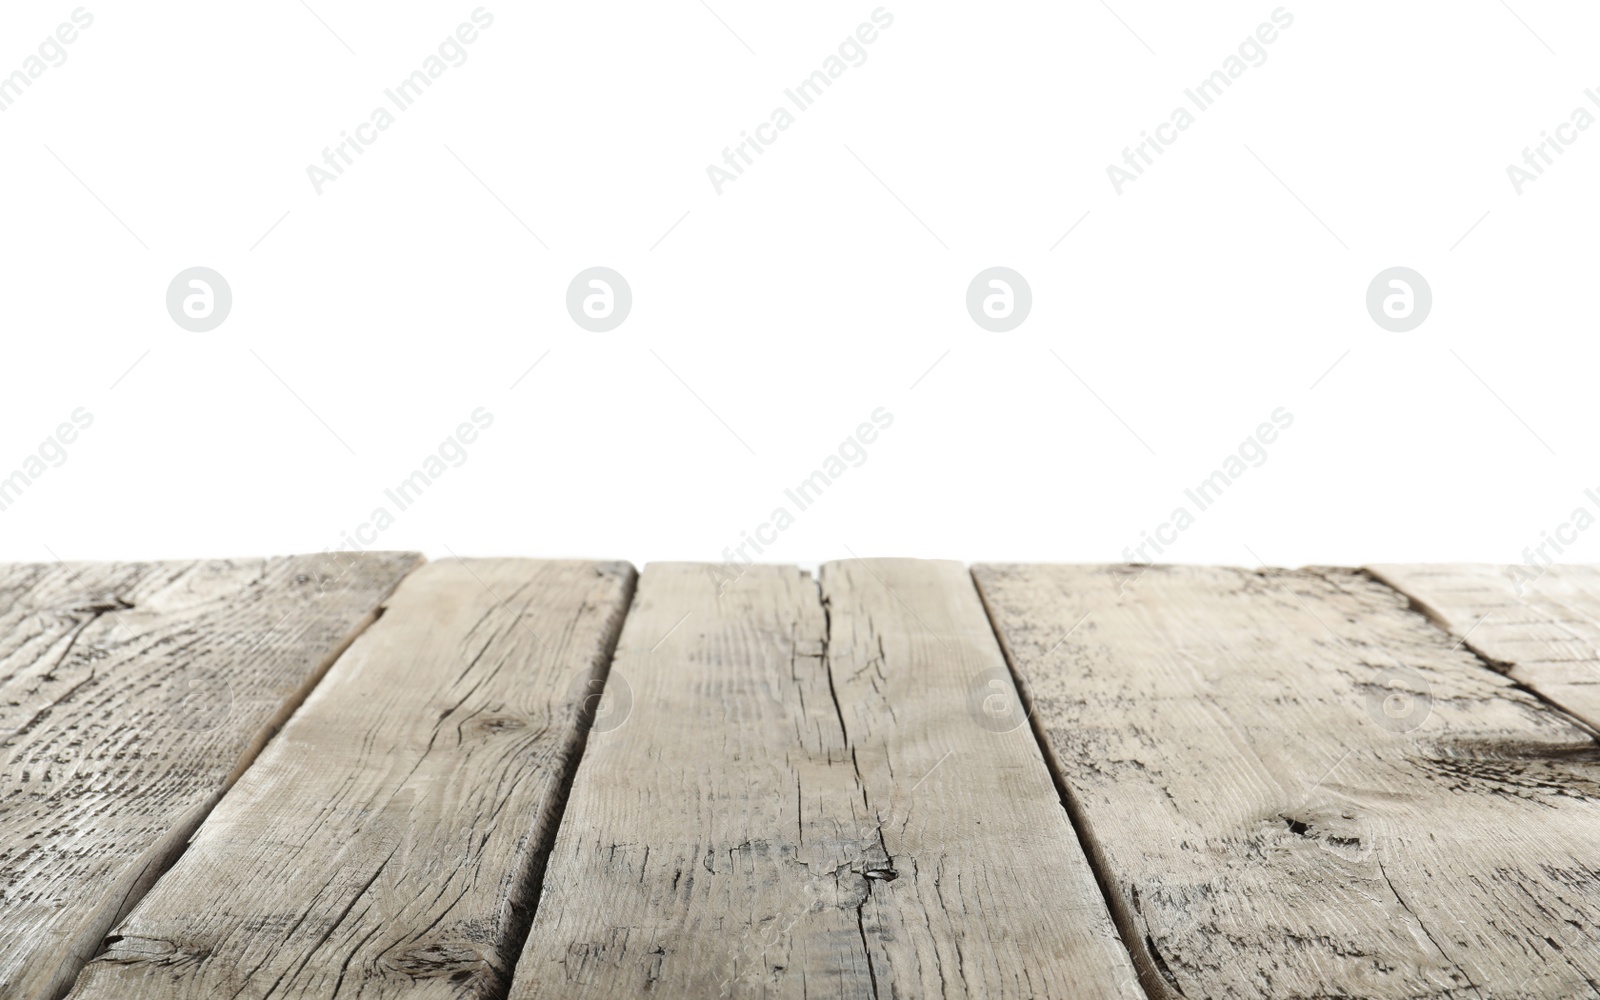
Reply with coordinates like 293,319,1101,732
65,559,635,1000
0,554,421,1000
507,560,1142,998
974,563,1600,999
33,558,1600,1000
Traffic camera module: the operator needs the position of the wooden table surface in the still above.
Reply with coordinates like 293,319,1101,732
2,556,1596,999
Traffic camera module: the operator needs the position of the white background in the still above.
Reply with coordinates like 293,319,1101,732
1,0,1596,572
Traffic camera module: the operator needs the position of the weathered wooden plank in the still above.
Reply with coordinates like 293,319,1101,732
817,559,1142,998
63,559,634,1000
1371,563,1600,732
509,560,1141,999
509,563,867,998
0,553,420,1000
973,563,1600,999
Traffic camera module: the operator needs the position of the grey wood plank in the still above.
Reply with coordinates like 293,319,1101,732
1370,563,1600,732
0,553,420,1000
818,559,1141,998
509,560,1141,999
63,559,634,1000
974,563,1600,999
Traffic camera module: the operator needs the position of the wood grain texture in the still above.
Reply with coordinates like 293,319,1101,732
509,560,1140,999
1371,563,1600,733
974,563,1600,1000
508,563,866,998
63,559,634,1000
0,553,420,1000
818,559,1141,999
